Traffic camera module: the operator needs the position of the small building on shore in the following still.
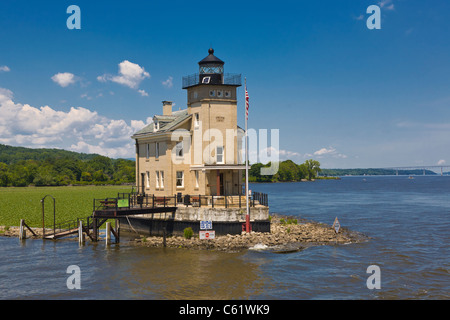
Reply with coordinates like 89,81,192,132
120,49,270,236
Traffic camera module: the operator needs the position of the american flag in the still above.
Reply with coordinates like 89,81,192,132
245,83,249,121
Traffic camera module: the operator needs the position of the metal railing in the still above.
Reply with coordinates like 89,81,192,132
93,191,268,211
182,73,242,88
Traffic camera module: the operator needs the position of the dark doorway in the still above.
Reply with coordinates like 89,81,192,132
219,173,224,196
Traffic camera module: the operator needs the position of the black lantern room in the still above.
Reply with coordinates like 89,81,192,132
198,48,224,85
182,48,241,89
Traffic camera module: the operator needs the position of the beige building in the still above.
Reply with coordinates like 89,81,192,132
132,48,245,198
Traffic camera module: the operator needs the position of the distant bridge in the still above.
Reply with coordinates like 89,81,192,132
383,165,450,176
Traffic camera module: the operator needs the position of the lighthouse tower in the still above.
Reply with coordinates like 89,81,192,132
182,48,243,196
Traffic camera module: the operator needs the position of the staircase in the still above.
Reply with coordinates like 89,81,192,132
43,216,93,240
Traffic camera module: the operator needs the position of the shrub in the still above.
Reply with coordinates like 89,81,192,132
184,227,194,239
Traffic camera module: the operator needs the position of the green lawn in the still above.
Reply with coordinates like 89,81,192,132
0,185,133,228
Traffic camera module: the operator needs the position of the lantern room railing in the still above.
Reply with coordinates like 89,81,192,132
182,73,242,89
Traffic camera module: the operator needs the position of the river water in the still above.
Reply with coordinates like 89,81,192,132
0,176,449,300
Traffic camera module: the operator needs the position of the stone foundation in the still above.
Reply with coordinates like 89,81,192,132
119,205,270,236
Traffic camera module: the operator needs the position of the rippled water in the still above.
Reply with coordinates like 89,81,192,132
1,176,449,299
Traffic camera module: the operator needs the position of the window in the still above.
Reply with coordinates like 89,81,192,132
146,144,150,159
155,142,160,159
202,76,211,84
194,113,200,128
155,171,160,189
195,171,199,189
176,141,183,158
154,120,159,132
216,146,224,164
176,171,184,188
146,171,150,188
209,90,215,97
225,90,231,98
217,90,223,98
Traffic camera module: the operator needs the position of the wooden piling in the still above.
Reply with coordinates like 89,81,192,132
163,226,166,247
106,222,111,245
78,221,84,245
19,219,26,240
115,219,120,244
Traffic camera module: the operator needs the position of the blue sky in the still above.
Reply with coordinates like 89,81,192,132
0,0,449,169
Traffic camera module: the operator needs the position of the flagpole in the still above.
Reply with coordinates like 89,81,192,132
245,78,250,233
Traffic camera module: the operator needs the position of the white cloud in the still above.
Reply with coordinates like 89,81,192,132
162,76,173,88
311,147,347,159
98,60,150,95
81,93,92,100
314,147,336,156
138,89,149,97
437,159,446,165
51,72,77,87
0,86,149,158
0,66,10,72
378,0,395,10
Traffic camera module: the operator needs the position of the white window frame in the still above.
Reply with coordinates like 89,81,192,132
216,146,224,164
176,141,183,159
160,171,164,189
202,76,211,84
146,144,150,159
176,171,184,188
146,171,150,188
155,171,160,189
155,142,160,159
194,113,200,129
195,171,199,189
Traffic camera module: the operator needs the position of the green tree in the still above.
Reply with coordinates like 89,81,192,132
93,170,107,182
304,159,321,180
33,165,58,186
81,171,93,182
0,162,9,186
273,160,299,182
297,163,308,180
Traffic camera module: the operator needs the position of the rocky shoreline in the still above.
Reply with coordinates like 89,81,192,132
0,215,369,253
130,215,369,252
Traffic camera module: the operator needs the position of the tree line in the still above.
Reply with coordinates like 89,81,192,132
0,144,135,187
249,159,321,182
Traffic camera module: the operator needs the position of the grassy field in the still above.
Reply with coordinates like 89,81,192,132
0,185,133,228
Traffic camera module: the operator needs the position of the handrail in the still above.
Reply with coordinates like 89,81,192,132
93,192,268,211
